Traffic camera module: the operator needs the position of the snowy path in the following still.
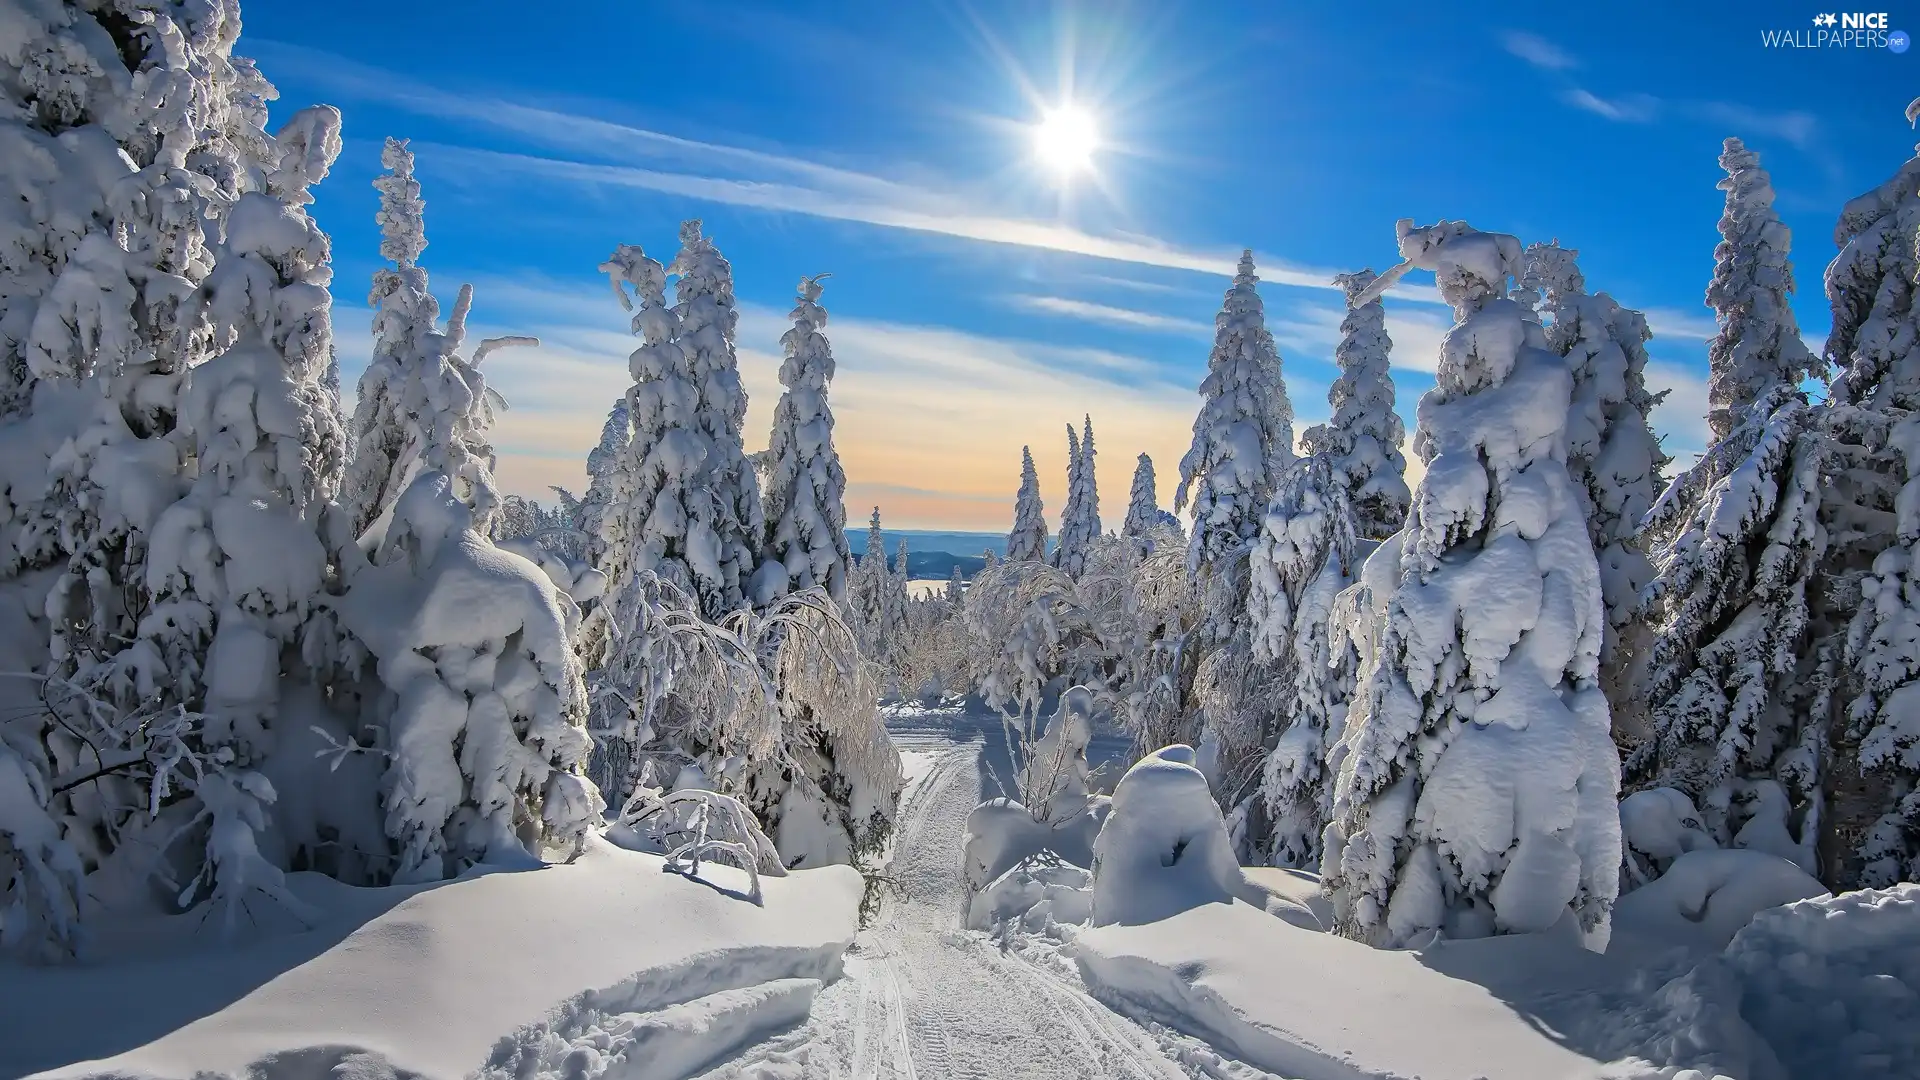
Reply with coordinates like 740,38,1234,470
704,708,1291,1080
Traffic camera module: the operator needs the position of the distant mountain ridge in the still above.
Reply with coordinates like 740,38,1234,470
845,529,1055,580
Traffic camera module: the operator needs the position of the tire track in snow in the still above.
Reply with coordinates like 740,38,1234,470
716,711,1278,1079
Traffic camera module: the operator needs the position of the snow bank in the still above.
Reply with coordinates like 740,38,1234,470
1075,900,1639,1080
960,797,1105,906
1719,885,1920,1079
1089,745,1266,927
2,838,862,1080
969,852,1095,932
1613,849,1829,952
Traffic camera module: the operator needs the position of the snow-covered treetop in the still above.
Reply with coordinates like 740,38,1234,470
1705,138,1822,439
1518,242,1584,338
1056,416,1101,576
1299,269,1410,539
373,137,428,268
1177,250,1296,573
1008,446,1049,563
1825,131,1920,411
1122,453,1163,542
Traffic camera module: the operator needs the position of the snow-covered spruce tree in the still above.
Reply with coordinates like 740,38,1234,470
1246,455,1359,868
760,274,852,604
339,138,436,539
946,565,966,605
1705,138,1824,443
338,142,535,548
1121,453,1174,552
1177,250,1296,611
845,507,892,665
1821,126,1920,887
596,228,768,623
1631,388,1825,869
1525,242,1669,739
1055,416,1101,577
1298,270,1409,540
579,397,629,561
1631,145,1830,872
1322,220,1621,950
667,220,770,617
0,0,276,956
1007,446,1049,563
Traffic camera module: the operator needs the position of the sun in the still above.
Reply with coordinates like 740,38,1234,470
1033,104,1100,179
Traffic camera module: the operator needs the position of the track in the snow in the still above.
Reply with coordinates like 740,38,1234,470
704,706,1290,1080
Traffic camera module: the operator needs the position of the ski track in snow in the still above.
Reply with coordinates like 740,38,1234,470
704,709,1297,1080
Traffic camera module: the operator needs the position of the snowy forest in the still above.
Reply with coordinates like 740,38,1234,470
0,4,1916,1080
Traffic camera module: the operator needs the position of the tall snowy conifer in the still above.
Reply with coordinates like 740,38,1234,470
846,507,892,664
597,224,766,622
1055,416,1101,577
1323,220,1621,950
760,274,852,603
1247,455,1359,867
1634,143,1830,873
946,565,966,605
1177,251,1295,639
1820,124,1920,887
340,141,532,544
1526,242,1669,735
1299,270,1409,539
580,398,629,561
1705,139,1823,442
1007,446,1049,562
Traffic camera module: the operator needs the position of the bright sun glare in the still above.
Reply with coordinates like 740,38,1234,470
1033,104,1100,178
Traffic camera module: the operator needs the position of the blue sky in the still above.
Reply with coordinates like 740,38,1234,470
246,0,1905,530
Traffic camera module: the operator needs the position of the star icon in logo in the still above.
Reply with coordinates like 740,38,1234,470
1813,12,1838,25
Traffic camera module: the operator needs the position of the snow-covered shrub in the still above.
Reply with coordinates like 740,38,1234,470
1007,446,1049,563
1020,685,1097,824
589,571,901,869
844,507,907,677
1248,454,1359,868
968,853,1094,933
1612,848,1828,951
340,472,602,883
1620,786,1719,889
1322,220,1621,951
760,274,852,604
609,786,787,901
1090,744,1264,927
1055,416,1101,578
1299,270,1409,540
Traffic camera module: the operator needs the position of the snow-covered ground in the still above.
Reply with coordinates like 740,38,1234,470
2,840,862,1080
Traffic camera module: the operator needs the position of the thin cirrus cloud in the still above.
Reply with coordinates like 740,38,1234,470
252,40,1444,306
1499,31,1819,150
333,274,1211,531
1009,295,1215,337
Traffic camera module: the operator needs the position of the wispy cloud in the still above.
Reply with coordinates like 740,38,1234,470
1642,306,1718,344
1501,30,1579,71
1010,295,1214,336
1563,89,1661,124
1269,301,1453,376
1497,34,1820,151
260,40,1444,306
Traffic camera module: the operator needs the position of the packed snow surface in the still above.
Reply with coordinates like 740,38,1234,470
1,839,861,1080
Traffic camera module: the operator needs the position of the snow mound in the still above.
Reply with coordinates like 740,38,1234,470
4,838,862,1079
1614,849,1829,951
1090,745,1264,927
967,852,1094,932
960,796,1106,902
1721,885,1920,1079
1075,899,1646,1080
1623,787,1719,886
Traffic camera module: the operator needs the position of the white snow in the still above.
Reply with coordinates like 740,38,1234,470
1090,745,1265,927
2,837,862,1080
